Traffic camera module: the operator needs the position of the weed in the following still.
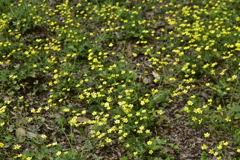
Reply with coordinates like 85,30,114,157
0,0,239,159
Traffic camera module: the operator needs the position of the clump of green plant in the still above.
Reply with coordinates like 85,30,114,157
0,0,239,159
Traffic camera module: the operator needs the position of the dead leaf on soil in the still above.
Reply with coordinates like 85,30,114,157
26,131,37,139
77,116,91,123
175,114,182,118
152,71,160,80
157,115,171,123
125,42,133,54
16,127,26,142
163,146,175,154
143,77,150,84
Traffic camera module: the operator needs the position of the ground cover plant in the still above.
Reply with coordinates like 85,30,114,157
0,0,240,159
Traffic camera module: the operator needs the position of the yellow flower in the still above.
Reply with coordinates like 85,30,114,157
217,105,222,110
217,145,222,150
147,141,152,145
81,110,87,114
194,108,202,114
0,143,4,148
183,107,190,113
187,100,193,106
140,101,145,105
139,126,144,130
0,122,5,126
52,142,58,146
157,110,165,115
204,132,210,138
115,120,120,124
237,148,240,153
145,129,151,134
105,138,112,143
225,117,231,122
209,149,215,154
149,150,153,154
214,151,219,156
56,151,61,156
41,134,47,139
201,144,208,150
208,99,212,103
133,152,138,156
63,108,70,112
192,116,197,121
203,105,208,109
13,144,21,150
13,154,22,158
223,141,228,146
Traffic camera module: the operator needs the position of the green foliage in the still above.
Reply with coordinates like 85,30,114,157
0,0,239,159
200,151,208,160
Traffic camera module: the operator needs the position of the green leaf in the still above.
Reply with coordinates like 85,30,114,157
173,145,180,150
120,156,128,160
8,91,15,96
200,151,208,160
5,135,14,142
68,45,77,52
234,113,240,119
231,105,240,112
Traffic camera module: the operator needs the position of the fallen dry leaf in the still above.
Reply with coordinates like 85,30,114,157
143,77,150,84
77,116,91,123
152,71,160,80
26,131,37,139
15,127,26,142
158,115,171,123
125,41,133,54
